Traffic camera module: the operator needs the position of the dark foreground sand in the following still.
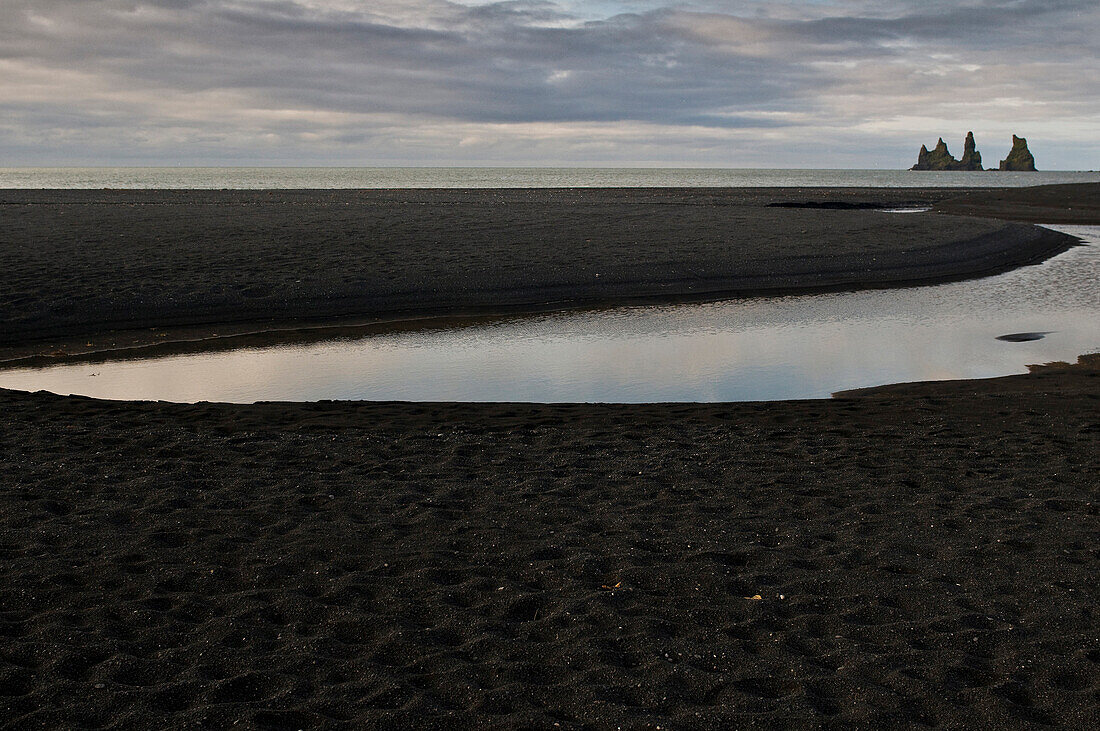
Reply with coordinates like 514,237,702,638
1,183,1098,728
1,356,1098,728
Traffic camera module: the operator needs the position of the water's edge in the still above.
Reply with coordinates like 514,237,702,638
1,225,1095,404
0,224,1079,368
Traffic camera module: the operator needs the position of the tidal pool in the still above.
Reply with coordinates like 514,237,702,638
1,225,1097,403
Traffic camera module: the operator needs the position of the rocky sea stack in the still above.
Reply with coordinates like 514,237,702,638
911,132,984,171
1000,135,1038,171
911,133,1036,171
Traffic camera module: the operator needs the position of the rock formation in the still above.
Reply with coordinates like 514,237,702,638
912,133,1037,171
913,138,952,171
999,135,1037,171
911,132,984,171
959,131,983,170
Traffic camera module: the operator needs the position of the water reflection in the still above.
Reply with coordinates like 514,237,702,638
1,225,1097,403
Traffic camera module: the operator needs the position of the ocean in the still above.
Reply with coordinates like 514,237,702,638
1,167,1098,189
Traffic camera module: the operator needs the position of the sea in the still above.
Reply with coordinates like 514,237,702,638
1,167,1098,189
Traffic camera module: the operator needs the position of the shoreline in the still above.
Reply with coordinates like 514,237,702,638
1,185,1092,362
0,223,1079,368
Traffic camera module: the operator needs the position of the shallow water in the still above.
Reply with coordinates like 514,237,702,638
1,167,1098,189
1,225,1097,404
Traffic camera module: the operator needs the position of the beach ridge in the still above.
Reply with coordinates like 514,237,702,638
2,185,1092,360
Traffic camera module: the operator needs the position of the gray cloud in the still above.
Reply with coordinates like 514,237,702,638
0,0,1097,166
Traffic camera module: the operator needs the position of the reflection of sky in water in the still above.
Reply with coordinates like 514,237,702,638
2,225,1098,404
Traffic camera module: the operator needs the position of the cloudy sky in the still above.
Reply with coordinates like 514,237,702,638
2,0,1097,168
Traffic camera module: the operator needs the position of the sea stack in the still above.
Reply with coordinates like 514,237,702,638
999,135,1037,171
911,132,984,171
959,131,983,170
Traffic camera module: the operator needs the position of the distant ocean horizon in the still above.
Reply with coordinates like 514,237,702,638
2,167,1099,190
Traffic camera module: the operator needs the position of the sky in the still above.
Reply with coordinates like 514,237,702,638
1,0,1097,168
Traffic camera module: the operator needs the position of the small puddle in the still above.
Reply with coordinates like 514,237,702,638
996,332,1052,342
1,225,1097,403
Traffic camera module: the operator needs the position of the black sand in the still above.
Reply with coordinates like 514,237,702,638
1,357,1098,728
1,184,1098,728
0,187,1082,360
934,182,1100,224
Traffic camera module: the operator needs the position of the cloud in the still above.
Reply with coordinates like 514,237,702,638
0,0,1097,166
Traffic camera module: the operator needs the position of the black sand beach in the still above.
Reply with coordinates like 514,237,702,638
2,361,1098,728
934,182,1100,224
0,187,1080,361
1,184,1098,728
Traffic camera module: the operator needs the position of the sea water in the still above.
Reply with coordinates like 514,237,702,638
1,167,1098,189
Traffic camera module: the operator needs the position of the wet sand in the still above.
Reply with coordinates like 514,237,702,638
1,183,1098,727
